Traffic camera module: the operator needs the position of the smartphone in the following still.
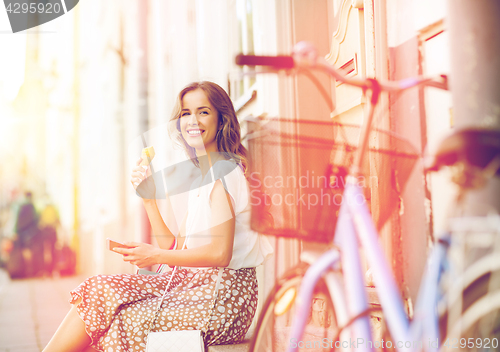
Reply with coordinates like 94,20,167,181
106,238,129,251
137,269,159,275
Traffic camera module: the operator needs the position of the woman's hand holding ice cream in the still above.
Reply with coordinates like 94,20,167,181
130,147,156,200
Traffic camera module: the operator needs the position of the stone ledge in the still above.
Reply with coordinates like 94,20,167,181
208,341,249,352
207,329,253,352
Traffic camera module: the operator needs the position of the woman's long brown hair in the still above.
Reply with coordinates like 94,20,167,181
168,81,248,174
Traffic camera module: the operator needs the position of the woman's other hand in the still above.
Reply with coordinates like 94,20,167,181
113,242,161,268
130,157,156,200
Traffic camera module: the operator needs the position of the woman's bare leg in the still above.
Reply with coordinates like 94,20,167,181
43,299,92,352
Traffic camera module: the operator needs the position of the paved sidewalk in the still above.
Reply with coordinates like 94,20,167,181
0,269,85,352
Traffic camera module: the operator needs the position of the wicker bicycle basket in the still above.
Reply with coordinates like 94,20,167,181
246,117,420,243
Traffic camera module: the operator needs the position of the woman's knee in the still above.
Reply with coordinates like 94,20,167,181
83,274,118,287
72,296,83,305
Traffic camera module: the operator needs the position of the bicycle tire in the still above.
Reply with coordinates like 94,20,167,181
250,263,338,352
439,269,500,351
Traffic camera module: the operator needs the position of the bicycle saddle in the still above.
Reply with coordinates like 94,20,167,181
426,128,500,176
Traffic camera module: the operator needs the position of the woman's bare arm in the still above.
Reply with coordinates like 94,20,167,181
131,156,179,250
142,199,177,250
116,180,235,268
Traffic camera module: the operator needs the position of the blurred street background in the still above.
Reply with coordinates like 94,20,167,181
1,0,499,351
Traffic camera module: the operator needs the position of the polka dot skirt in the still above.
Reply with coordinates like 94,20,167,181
70,267,258,351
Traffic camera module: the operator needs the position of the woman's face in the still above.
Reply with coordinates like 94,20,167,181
179,88,220,156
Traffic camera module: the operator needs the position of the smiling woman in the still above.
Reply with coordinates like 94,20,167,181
43,81,273,352
169,81,249,171
179,88,220,155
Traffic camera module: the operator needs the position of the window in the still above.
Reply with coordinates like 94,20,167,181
229,0,256,103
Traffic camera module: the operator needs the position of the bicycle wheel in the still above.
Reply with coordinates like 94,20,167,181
439,269,500,351
250,263,338,352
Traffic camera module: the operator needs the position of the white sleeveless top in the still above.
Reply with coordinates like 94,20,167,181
184,159,273,269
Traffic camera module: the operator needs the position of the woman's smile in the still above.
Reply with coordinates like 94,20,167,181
180,88,219,155
186,128,205,137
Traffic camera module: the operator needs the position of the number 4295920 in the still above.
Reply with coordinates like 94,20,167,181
443,337,498,349
5,2,63,14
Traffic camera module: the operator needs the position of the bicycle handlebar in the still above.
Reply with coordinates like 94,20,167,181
235,45,448,93
235,54,295,69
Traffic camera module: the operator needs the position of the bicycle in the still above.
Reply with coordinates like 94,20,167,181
427,129,500,352
235,42,500,352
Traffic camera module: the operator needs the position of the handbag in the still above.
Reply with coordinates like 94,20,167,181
146,329,205,352
145,241,224,352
